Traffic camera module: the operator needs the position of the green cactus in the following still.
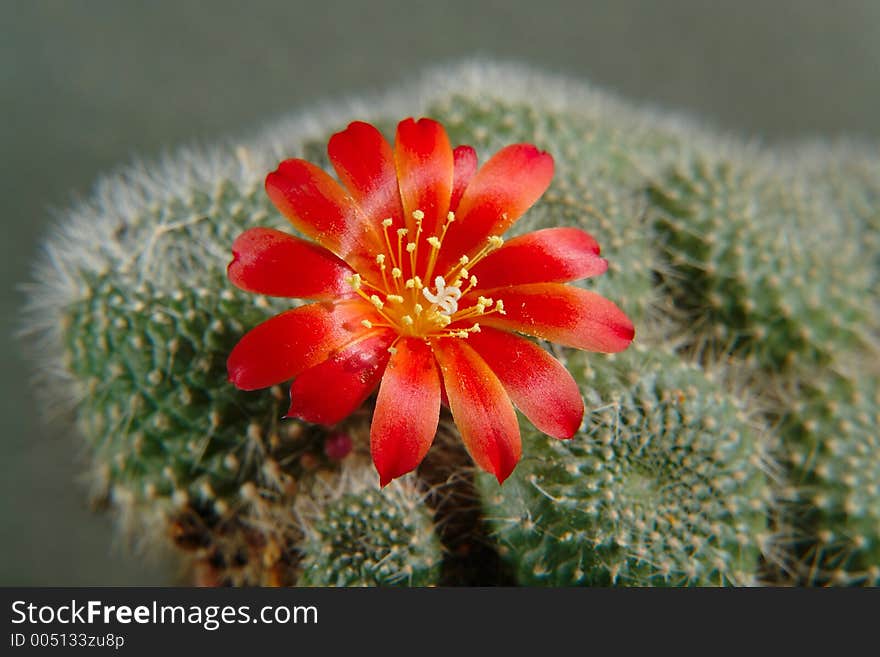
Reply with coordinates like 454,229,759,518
780,372,880,585
649,157,874,371
477,346,775,586
295,464,442,586
23,62,880,585
794,144,880,284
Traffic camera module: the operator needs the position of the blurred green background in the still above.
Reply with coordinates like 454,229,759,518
2,0,878,585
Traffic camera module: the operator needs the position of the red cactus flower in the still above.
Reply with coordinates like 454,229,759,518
226,118,634,485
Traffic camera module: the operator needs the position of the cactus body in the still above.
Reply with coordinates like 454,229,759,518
649,158,874,371
781,374,880,585
478,347,774,586
296,465,442,587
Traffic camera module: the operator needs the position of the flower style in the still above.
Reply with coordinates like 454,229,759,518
226,118,634,485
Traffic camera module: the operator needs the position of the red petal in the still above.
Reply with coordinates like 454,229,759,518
394,118,454,249
227,300,376,391
287,330,395,425
469,227,607,288
228,227,354,299
328,121,404,228
433,338,521,483
473,283,635,353
467,327,583,438
450,145,478,212
436,144,554,273
265,159,381,271
371,338,441,486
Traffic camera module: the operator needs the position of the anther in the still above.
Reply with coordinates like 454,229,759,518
345,274,362,290
406,242,416,253
391,267,402,279
370,295,384,309
397,228,408,237
402,315,414,326
387,294,404,304
412,210,425,221
459,255,470,265
427,236,441,249
447,211,456,222
361,319,373,329
381,218,393,227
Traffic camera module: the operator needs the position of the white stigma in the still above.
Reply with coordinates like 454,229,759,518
422,276,462,315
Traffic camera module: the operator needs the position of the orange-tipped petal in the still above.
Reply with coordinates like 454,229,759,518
371,337,441,486
394,118,454,247
287,330,395,425
228,227,354,299
474,283,635,353
328,121,404,228
265,158,380,271
437,144,554,273
227,301,376,391
467,327,584,438
450,145,478,212
433,338,521,483
469,227,607,288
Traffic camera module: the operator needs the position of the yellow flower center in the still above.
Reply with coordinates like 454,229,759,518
345,209,507,340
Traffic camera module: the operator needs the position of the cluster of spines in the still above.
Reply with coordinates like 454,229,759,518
295,465,442,587
649,158,874,370
478,346,775,586
646,153,879,584
779,372,880,585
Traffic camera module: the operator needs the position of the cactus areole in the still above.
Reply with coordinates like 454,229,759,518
226,118,635,485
